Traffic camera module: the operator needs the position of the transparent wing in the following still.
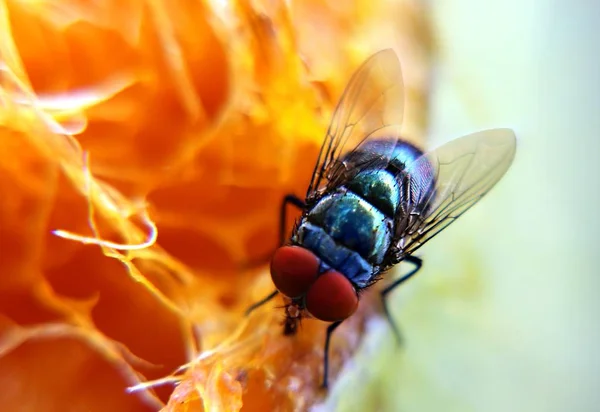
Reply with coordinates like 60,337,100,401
306,49,404,201
396,128,517,257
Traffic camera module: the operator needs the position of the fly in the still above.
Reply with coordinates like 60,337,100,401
246,49,517,389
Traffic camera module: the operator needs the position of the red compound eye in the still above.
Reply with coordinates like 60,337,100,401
270,246,319,298
305,271,358,322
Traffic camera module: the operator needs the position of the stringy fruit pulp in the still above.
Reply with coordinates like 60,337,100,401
0,0,431,410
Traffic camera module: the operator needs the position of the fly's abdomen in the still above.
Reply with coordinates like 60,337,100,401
346,169,401,218
343,140,435,215
387,141,435,214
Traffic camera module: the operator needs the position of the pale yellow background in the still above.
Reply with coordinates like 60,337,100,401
318,1,599,411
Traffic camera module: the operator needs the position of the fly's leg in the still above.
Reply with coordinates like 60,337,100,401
245,290,279,316
243,194,306,270
318,256,421,388
278,194,306,246
244,195,306,316
322,320,343,389
381,255,423,345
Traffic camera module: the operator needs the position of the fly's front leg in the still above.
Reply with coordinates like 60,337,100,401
244,195,306,316
244,290,279,316
380,255,422,345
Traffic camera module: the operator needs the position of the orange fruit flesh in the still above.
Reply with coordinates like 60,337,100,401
0,0,431,410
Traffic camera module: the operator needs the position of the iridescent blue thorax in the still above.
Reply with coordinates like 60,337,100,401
293,140,434,288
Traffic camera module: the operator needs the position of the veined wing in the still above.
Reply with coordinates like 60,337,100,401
395,128,517,258
306,49,405,202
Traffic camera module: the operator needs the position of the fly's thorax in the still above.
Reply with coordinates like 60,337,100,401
291,188,395,288
306,190,393,264
294,221,374,287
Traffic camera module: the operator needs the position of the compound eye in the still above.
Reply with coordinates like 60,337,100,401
270,246,319,298
305,271,358,322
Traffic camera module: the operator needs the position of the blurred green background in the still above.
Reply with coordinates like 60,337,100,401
320,1,599,411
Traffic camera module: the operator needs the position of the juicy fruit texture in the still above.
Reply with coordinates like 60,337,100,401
0,0,431,411
306,271,359,322
271,246,319,298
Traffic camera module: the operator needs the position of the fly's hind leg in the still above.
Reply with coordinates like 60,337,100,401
380,255,423,345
